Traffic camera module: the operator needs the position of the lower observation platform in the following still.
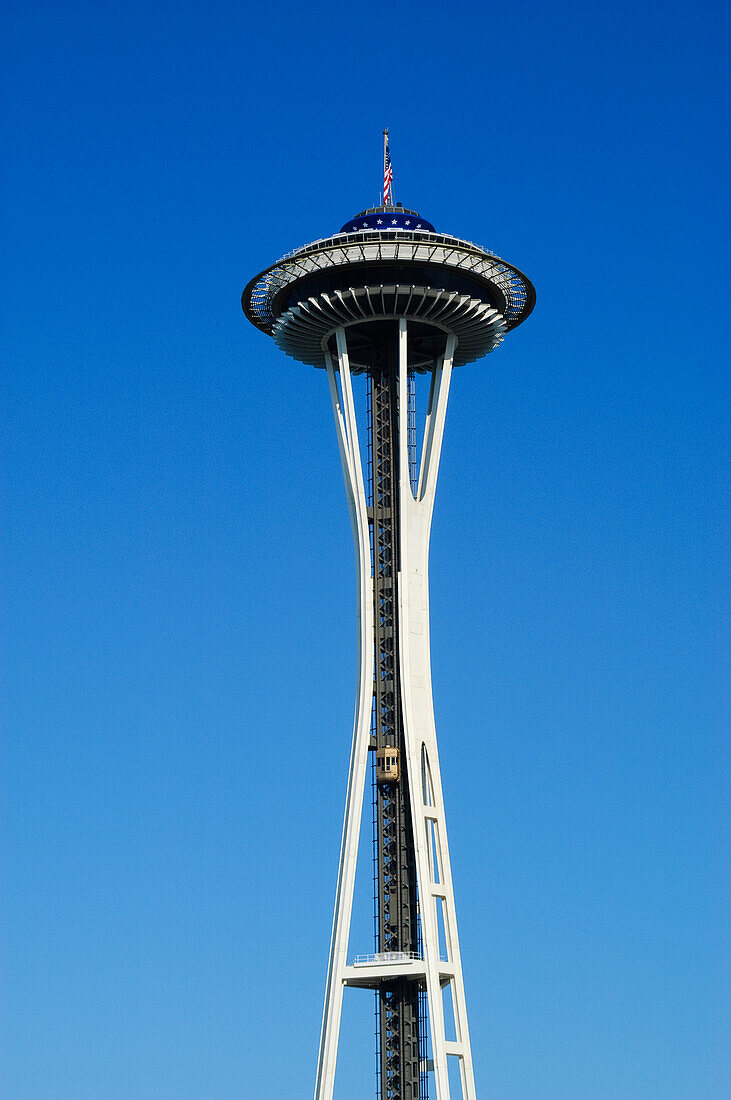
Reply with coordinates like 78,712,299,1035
343,952,456,990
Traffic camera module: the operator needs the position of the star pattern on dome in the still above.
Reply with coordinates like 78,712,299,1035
339,211,435,234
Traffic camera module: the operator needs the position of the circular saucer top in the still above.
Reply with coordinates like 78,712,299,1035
243,205,535,347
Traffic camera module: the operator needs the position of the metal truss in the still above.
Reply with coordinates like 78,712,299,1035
370,358,420,1098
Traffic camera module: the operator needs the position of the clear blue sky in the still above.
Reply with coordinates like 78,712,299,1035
2,1,728,1097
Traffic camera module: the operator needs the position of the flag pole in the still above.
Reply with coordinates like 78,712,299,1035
383,127,392,207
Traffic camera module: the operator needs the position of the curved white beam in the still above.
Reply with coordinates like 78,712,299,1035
397,323,477,1099
315,334,374,1100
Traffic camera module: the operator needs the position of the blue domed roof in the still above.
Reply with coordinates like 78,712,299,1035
340,206,435,234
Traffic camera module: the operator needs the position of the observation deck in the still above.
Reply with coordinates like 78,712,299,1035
242,204,535,370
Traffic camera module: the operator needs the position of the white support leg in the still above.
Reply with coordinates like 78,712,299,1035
314,331,374,1100
396,321,477,1099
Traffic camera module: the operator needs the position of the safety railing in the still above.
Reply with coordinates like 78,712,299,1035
352,951,422,966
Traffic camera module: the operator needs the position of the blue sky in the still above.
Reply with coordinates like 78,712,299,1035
2,1,728,1096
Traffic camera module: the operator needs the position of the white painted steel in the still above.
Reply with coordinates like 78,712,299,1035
314,333,374,1100
315,321,476,1100
395,323,476,1099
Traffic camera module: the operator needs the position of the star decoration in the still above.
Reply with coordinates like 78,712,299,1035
376,219,383,225
416,223,422,229
405,220,411,226
391,219,398,225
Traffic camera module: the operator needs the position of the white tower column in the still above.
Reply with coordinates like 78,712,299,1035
315,322,476,1100
315,331,374,1100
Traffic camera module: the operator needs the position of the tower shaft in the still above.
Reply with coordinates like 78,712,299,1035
314,321,476,1100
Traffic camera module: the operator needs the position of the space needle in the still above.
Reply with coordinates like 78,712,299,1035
242,131,535,1100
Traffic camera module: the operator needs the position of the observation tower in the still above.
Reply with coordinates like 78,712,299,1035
242,135,534,1100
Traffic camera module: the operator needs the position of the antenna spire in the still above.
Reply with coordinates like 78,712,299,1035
383,128,393,206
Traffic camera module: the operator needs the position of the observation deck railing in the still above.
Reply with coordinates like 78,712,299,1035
352,951,422,967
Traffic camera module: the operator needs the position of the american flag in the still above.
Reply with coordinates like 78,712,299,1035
383,130,393,205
